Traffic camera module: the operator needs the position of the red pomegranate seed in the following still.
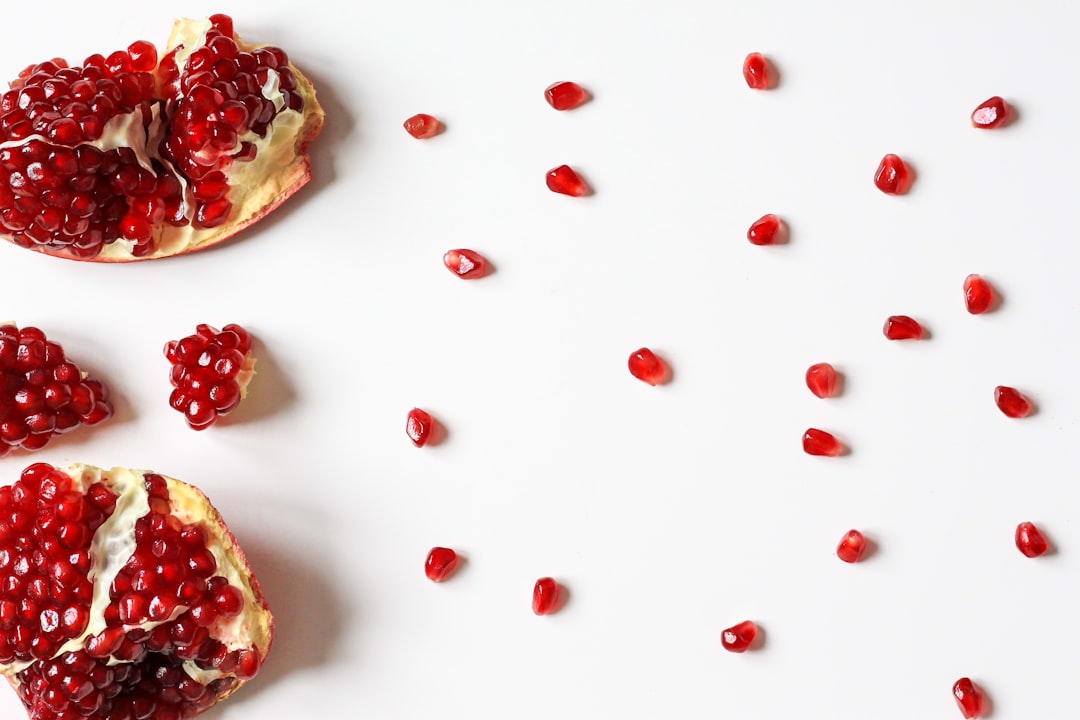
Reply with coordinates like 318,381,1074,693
836,530,868,563
546,165,589,196
742,53,770,89
544,81,588,110
406,408,434,447
746,213,783,245
805,363,838,398
1015,522,1049,558
443,249,488,279
963,274,994,314
532,577,561,615
721,620,757,652
971,96,1009,129
952,677,984,719
424,547,459,582
874,154,910,195
803,428,842,457
403,113,442,139
883,315,924,340
628,347,665,386
994,385,1032,418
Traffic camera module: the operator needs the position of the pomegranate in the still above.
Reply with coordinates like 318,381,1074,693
0,462,273,720
0,14,324,261
164,323,255,430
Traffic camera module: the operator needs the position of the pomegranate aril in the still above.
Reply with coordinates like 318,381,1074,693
971,96,1009,129
546,165,589,196
883,315,924,340
953,677,984,719
805,363,838,398
532,577,561,615
836,530,868,563
721,620,757,652
406,408,434,447
628,347,666,386
424,547,459,582
443,248,488,279
994,385,1032,418
1015,522,1049,558
874,154,910,195
803,428,842,457
403,113,442,139
963,274,994,314
746,213,783,245
544,81,589,110
742,53,771,89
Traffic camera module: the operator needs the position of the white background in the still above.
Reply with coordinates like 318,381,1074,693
0,1,1077,718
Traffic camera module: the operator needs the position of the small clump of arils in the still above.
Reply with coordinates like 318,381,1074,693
164,323,255,430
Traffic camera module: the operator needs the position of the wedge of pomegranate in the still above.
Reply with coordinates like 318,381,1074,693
0,463,273,720
0,13,324,261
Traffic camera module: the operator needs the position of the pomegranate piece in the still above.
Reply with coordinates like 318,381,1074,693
425,547,459,582
746,213,783,245
546,165,590,196
0,463,273,720
1015,522,1049,558
721,620,758,652
403,113,442,139
803,428,842,457
874,154,910,195
836,530,868,563
805,362,838,398
952,677,984,719
971,96,1009,129
883,315,925,340
406,408,435,447
994,385,1032,418
628,347,666,386
963,274,994,314
0,14,325,261
532,577,561,615
164,324,255,430
443,248,488,279
0,323,112,455
742,53,771,89
544,81,589,110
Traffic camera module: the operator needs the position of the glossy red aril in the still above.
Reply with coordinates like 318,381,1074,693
721,620,757,652
836,530,868,563
803,428,842,457
805,363,838,398
403,113,442,139
971,97,1009,129
994,385,1032,418
424,548,459,582
443,248,487,279
746,213,783,245
532,577,561,615
544,81,588,110
1015,522,1049,558
883,315,924,340
628,348,665,386
546,165,589,196
874,154,910,195
953,677,984,719
0,463,272,720
742,53,770,89
164,324,255,430
406,408,434,447
963,274,994,314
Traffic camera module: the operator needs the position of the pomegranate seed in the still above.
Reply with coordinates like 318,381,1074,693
546,165,589,196
532,577,561,615
742,53,771,89
721,620,757,652
424,547,459,582
403,113,442,139
952,677,984,719
963,274,994,314
836,530,868,563
883,315,924,340
971,96,1009,129
1015,522,1049,558
406,408,434,447
874,154,910,195
628,348,666,386
805,363,838,398
126,41,157,73
803,428,842,457
994,385,1032,418
746,213,783,245
544,81,588,110
443,249,488,279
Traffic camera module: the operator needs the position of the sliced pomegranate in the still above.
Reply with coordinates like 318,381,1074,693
0,463,273,720
164,324,255,430
0,14,324,261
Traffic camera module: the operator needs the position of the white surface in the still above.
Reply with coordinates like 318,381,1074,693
0,1,1077,718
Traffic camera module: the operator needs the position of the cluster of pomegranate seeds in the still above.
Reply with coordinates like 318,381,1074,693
546,164,589,196
971,96,1009,129
805,362,838,398
802,428,842,457
403,113,442,139
746,213,783,245
544,81,588,110
1014,522,1049,558
836,530,868,563
424,547,459,582
874,153,910,195
963,274,994,314
406,408,434,447
883,315,925,340
720,620,757,653
443,248,487,279
628,347,665,386
952,677,984,719
993,385,1031,418
164,323,253,430
742,53,770,89
531,577,561,616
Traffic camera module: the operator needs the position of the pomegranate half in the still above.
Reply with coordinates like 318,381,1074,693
0,463,273,719
0,14,324,261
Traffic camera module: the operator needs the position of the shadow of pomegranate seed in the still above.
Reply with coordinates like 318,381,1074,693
215,336,294,426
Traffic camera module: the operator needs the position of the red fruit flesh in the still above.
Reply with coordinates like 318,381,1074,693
994,385,1031,418
531,577,561,615
836,530,868,563
443,248,488,279
805,363,838,398
1015,522,1049,558
164,324,255,430
0,324,112,456
721,620,757,652
403,113,442,139
883,315,924,340
628,348,665,386
803,428,842,457
0,14,324,261
406,408,434,447
742,53,770,89
953,677,983,719
544,81,588,110
546,165,589,196
971,96,1009,129
746,213,783,245
963,274,994,314
874,154,909,194
425,548,459,582
0,463,272,720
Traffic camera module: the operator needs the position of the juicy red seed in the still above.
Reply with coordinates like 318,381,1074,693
544,81,588,110
212,584,244,616
126,41,158,73
628,347,665,386
836,530,868,563
803,428,842,457
403,113,442,139
805,363,838,398
546,165,590,196
746,213,783,245
994,385,1032,418
209,13,235,37
971,96,1009,129
742,53,770,89
721,620,758,652
443,249,488,279
406,408,434,448
1015,522,1049,558
963,274,994,314
874,154,910,195
883,315,924,340
953,677,984,719
424,547,459,582
532,577,561,615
